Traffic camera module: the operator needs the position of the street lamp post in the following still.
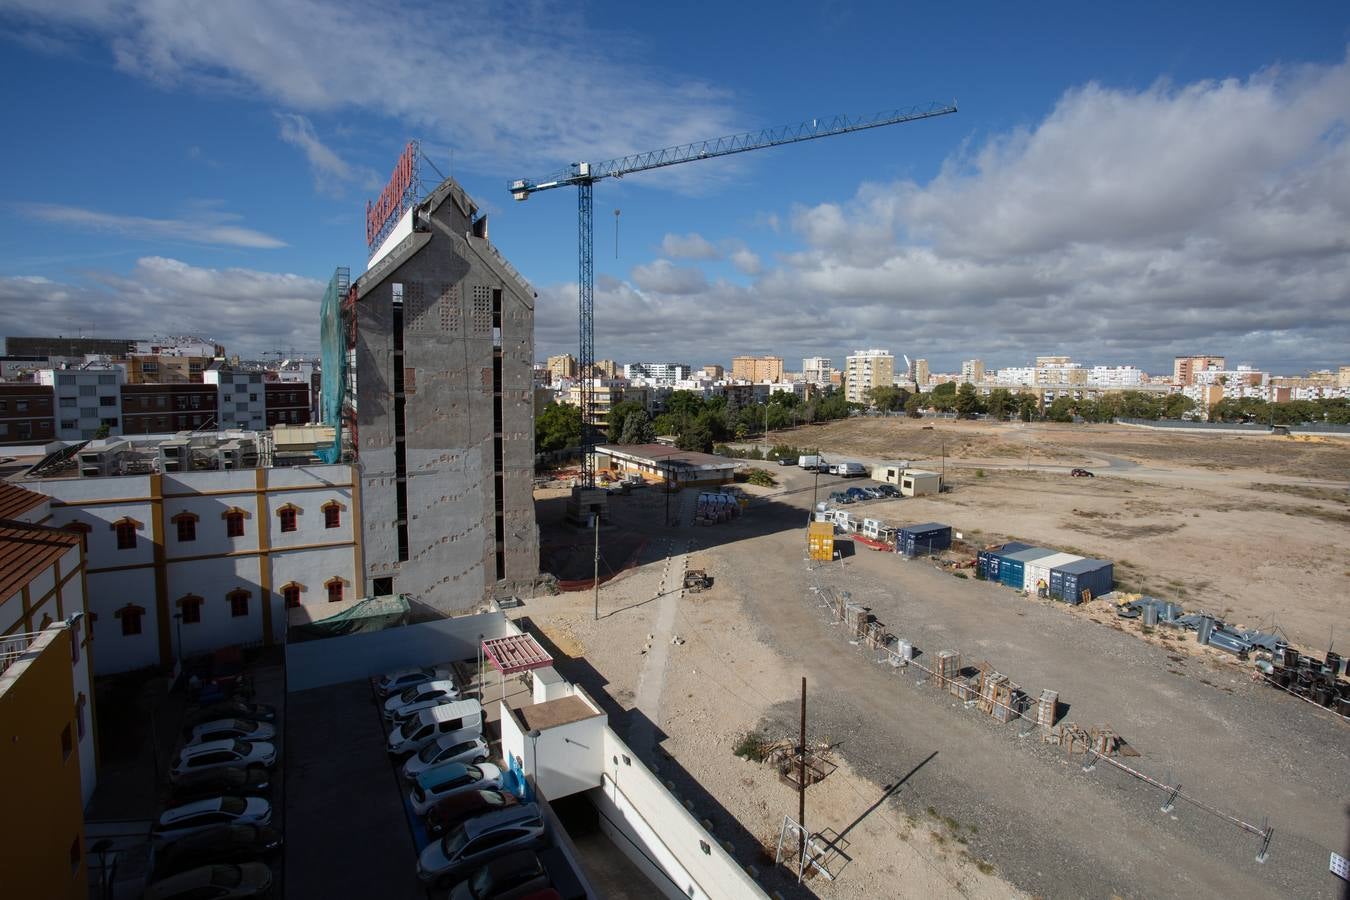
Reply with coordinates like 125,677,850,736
527,728,542,797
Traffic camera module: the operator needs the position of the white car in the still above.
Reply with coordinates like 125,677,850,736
417,804,545,885
409,760,501,815
403,737,491,781
384,680,460,721
376,666,453,698
387,701,482,757
151,796,272,842
171,740,276,781
184,718,277,746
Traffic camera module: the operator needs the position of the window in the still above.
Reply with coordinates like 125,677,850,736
174,514,197,542
282,584,302,608
156,396,167,408
101,417,118,427
79,384,96,396
278,506,298,533
118,605,144,636
61,419,78,430
113,519,138,550
142,362,158,373
190,395,201,408
224,394,232,403
228,590,249,618
16,400,28,412
323,503,341,529
224,510,246,538
178,595,203,625
99,395,116,406
38,421,51,433
373,577,393,597
249,393,258,402
80,407,97,418
61,723,73,760
98,373,115,385
175,395,188,409
326,579,343,603
59,396,76,408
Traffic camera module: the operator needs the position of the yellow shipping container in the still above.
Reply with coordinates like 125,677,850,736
808,521,835,561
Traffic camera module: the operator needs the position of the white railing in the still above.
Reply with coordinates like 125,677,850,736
0,631,45,679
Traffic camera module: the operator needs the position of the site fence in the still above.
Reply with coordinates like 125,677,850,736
807,576,1279,861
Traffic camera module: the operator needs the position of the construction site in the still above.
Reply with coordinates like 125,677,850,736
526,418,1350,899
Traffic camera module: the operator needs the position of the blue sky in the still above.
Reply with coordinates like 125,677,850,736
1,1,1348,375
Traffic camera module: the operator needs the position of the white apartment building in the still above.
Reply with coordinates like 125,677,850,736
38,367,126,440
802,357,833,385
960,359,985,384
622,363,691,384
1089,365,1145,387
205,368,266,430
23,466,360,675
993,366,1036,386
844,349,895,404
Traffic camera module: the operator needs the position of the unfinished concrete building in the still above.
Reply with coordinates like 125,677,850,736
341,176,539,613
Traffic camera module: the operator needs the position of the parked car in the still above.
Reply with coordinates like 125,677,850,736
861,486,885,499
875,484,900,498
171,740,276,781
384,680,461,721
447,849,550,900
184,719,276,746
425,789,519,836
153,824,282,878
388,700,483,756
828,491,853,505
377,666,454,698
775,457,794,467
417,803,546,885
144,862,273,900
169,766,270,804
151,797,273,843
183,701,275,729
1070,468,1095,477
845,487,869,501
409,760,500,812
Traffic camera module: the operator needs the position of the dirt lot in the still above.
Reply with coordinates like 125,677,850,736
773,419,1350,650
525,449,1349,899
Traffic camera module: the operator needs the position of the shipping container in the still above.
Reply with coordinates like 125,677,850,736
896,522,952,557
975,541,1034,580
1021,552,1082,595
997,547,1057,589
807,521,835,561
1048,558,1114,604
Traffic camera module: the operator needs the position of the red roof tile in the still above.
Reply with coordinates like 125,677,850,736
0,483,48,522
0,521,80,606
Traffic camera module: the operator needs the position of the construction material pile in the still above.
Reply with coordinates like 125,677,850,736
695,490,741,526
1265,647,1350,716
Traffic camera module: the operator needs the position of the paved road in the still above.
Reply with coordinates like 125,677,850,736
700,466,1348,900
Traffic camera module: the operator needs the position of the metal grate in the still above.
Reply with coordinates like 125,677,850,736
471,285,492,333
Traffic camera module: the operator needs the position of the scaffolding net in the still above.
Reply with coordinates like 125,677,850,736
317,266,350,463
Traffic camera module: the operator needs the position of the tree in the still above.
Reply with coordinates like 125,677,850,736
607,400,646,442
1161,393,1194,420
94,423,111,440
619,409,654,445
677,421,714,453
985,388,1013,421
1046,396,1076,422
667,390,705,422
905,393,925,418
1016,393,1039,422
535,402,581,453
954,383,984,418
867,385,910,412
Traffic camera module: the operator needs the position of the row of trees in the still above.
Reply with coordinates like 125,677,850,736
1208,396,1350,425
609,389,858,453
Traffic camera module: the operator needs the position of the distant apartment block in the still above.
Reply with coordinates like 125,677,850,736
844,349,895,404
623,362,691,383
547,353,578,381
590,359,618,379
5,336,136,358
730,355,783,383
701,364,724,379
960,359,985,384
38,367,125,440
1173,355,1226,386
120,383,220,434
802,357,833,385
0,382,56,444
204,367,266,431
914,358,930,389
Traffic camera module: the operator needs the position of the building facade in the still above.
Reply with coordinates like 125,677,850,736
264,383,312,427
1173,355,1226,386
622,363,691,384
204,368,267,430
844,349,895,404
960,359,985,384
701,364,724,379
547,354,578,381
730,356,784,383
119,384,220,435
801,357,832,386
39,368,125,440
347,176,538,611
0,382,56,445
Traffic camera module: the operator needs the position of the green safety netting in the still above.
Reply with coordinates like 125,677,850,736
317,267,349,463
287,594,410,643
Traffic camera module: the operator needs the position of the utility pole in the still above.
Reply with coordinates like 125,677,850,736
799,677,807,853
812,449,822,512
592,510,601,621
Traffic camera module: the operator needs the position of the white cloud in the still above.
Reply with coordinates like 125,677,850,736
629,259,708,295
0,257,325,354
659,232,720,260
21,203,287,249
728,246,761,276
4,0,740,176
538,54,1350,374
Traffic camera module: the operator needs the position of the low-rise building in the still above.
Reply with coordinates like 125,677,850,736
264,382,311,427
205,366,267,430
39,367,125,440
593,444,740,486
0,382,56,445
120,383,219,434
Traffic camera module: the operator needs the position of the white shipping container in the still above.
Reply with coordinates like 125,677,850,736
1023,552,1082,594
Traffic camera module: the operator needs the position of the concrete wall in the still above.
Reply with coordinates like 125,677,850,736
499,687,606,801
353,177,538,614
0,627,88,899
284,612,516,692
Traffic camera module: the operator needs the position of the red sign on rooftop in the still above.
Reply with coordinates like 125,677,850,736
366,141,419,252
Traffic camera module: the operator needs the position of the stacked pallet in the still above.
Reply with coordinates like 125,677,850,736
1036,690,1059,731
937,650,961,689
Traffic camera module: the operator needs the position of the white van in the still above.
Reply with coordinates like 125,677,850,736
834,462,866,477
798,455,822,470
387,699,483,756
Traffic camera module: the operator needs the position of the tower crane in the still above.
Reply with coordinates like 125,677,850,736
510,101,957,488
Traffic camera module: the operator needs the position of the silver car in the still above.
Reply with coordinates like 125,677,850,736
171,739,276,781
151,797,272,843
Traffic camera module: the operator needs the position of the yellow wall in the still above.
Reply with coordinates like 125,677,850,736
0,628,87,899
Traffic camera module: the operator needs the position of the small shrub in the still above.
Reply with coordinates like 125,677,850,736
732,731,772,762
952,571,968,579
975,468,985,478
976,860,996,875
745,468,777,487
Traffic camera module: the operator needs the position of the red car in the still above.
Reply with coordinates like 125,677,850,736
425,789,519,836
1070,468,1094,477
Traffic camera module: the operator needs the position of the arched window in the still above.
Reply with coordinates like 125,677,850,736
321,500,345,529
176,594,204,625
277,504,300,533
227,589,250,618
325,577,344,604
171,511,199,543
222,507,248,538
114,604,145,636
280,582,303,609
111,517,142,550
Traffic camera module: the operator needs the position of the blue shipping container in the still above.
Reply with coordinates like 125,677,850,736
897,523,952,557
977,541,1034,581
1049,558,1114,604
998,547,1056,589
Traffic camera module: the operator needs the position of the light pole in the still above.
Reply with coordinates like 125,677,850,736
527,728,542,797
812,449,824,512
592,510,601,621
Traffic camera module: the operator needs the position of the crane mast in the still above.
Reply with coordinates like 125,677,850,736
512,102,957,489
